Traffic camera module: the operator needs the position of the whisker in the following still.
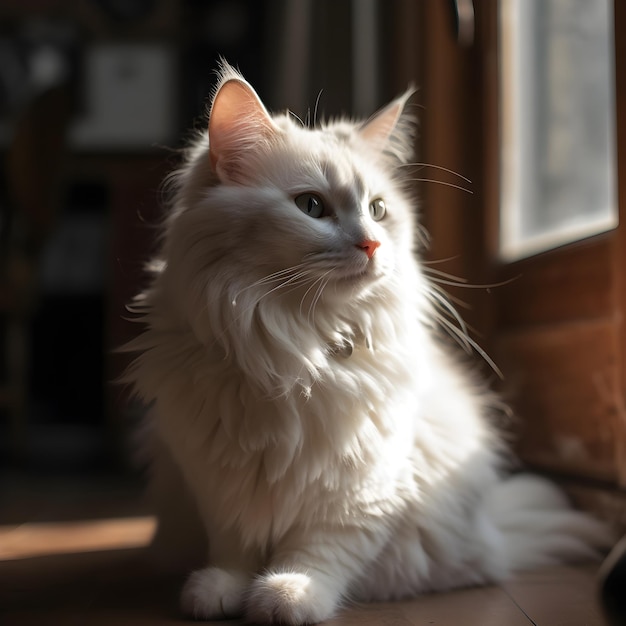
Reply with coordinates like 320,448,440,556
425,267,468,284
301,269,333,324
430,282,471,309
305,280,322,327
436,316,503,379
422,255,461,266
400,162,472,184
276,275,318,300
407,178,473,194
307,271,332,327
232,264,309,304
300,272,326,318
259,270,315,302
427,277,474,289
427,274,520,290
223,267,317,344
288,110,306,127
415,223,431,247
427,287,470,340
462,334,503,380
313,89,324,127
434,312,472,353
420,268,503,379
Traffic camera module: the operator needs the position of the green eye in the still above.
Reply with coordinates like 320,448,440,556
369,198,386,221
295,193,325,218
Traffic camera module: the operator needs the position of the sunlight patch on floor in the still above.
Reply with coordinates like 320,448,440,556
0,516,156,560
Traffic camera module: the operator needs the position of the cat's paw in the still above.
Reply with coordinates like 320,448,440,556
245,571,337,625
180,566,248,619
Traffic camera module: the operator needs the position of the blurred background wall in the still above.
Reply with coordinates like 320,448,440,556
0,0,425,475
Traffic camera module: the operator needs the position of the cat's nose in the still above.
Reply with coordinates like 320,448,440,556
356,239,381,260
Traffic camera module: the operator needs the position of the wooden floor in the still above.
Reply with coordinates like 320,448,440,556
0,473,612,626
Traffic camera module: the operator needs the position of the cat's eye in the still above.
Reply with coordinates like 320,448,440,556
295,193,325,218
369,198,386,221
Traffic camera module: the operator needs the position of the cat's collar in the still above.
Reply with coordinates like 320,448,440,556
328,340,354,359
327,334,371,359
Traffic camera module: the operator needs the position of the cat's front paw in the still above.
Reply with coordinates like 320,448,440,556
181,566,248,619
245,571,337,625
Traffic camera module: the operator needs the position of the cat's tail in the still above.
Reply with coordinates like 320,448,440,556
484,473,614,572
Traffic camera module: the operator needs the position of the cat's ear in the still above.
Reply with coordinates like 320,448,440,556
208,71,278,182
358,90,415,163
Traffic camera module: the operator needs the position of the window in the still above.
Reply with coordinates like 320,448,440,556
499,0,617,260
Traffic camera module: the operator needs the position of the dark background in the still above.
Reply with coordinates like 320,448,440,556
0,0,424,477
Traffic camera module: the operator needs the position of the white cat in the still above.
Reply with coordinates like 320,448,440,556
123,63,611,624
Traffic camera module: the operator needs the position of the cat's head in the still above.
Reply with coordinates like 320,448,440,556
163,63,421,365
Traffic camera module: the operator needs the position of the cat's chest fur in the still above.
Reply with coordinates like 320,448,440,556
147,316,422,545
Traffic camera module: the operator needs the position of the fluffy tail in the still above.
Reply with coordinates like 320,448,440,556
485,474,614,571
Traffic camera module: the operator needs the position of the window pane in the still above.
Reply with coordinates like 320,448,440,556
499,0,617,260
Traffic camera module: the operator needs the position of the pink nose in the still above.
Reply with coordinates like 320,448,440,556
356,239,381,260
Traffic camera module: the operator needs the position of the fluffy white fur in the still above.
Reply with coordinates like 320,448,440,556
123,63,611,624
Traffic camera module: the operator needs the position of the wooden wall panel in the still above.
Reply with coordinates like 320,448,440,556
612,0,626,492
495,238,613,328
497,319,620,482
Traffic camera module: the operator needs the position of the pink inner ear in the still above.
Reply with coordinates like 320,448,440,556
359,100,404,146
208,78,276,179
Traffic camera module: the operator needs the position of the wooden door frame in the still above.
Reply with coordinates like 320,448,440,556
477,0,626,491
613,0,626,486
417,0,494,345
